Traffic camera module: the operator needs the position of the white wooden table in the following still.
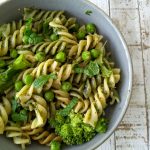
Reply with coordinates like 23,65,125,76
89,0,150,150
0,0,149,149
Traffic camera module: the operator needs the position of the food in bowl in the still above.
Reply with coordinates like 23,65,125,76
0,8,121,149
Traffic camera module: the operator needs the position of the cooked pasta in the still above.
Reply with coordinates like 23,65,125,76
0,8,121,149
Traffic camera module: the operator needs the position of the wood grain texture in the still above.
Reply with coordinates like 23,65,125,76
138,0,150,149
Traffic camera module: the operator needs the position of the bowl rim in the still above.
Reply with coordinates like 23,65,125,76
0,0,133,149
82,0,133,149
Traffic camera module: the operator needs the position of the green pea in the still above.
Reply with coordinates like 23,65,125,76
10,49,18,58
90,49,100,59
76,30,86,40
23,74,34,85
61,81,72,92
44,90,54,102
85,23,96,33
50,141,61,150
35,52,45,62
55,51,66,63
82,51,91,61
15,80,24,91
23,35,29,44
0,60,6,68
50,33,59,41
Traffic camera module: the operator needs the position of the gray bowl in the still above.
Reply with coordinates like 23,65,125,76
0,0,132,150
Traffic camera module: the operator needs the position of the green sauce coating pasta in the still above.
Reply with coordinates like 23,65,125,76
0,8,121,149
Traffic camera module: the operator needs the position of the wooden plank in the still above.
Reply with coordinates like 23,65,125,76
110,0,138,9
138,0,150,148
96,134,116,150
110,2,148,149
115,105,148,150
88,0,110,15
110,9,141,46
114,46,148,150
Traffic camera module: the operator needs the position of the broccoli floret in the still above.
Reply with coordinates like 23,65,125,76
55,111,65,124
95,117,108,133
69,111,83,127
72,127,84,144
49,111,97,145
50,141,61,150
60,124,74,145
82,123,96,142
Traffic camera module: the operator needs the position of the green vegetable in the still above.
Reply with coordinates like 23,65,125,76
85,23,96,33
74,65,84,74
15,80,24,91
69,112,83,127
43,22,53,35
0,55,32,93
35,52,45,62
24,29,32,37
28,34,44,45
95,117,108,133
23,74,34,85
82,123,96,142
23,18,44,45
50,33,59,41
55,112,66,124
69,23,79,33
11,98,19,112
0,67,19,93
76,30,86,40
33,73,57,88
22,35,29,44
90,49,100,59
13,54,32,70
61,81,72,92
50,111,96,145
58,97,78,116
50,141,61,150
55,51,66,63
44,90,55,102
11,98,28,123
84,61,100,77
101,66,112,78
25,18,33,29
11,109,28,123
85,10,93,16
10,49,18,58
82,51,91,61
0,60,6,68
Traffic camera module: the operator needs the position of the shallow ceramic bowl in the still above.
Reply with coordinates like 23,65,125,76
0,0,132,150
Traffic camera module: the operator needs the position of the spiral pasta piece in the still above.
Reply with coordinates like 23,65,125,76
23,8,65,22
68,34,102,59
83,84,108,127
0,97,11,134
17,39,77,56
22,123,62,146
0,20,23,39
0,25,25,56
16,59,72,107
5,123,31,149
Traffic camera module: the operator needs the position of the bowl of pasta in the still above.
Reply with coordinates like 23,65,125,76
0,0,132,150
